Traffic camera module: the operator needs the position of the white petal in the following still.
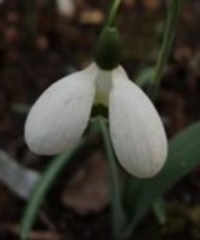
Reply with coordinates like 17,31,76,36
109,66,168,178
25,63,98,155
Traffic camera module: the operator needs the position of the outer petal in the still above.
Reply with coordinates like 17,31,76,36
25,63,98,155
109,66,168,178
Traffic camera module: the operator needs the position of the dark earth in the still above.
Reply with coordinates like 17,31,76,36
1,0,200,239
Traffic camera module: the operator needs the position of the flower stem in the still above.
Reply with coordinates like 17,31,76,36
94,0,122,70
154,0,181,92
106,0,122,27
96,116,126,240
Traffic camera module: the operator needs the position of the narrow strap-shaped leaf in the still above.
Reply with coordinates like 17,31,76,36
20,138,87,240
124,121,200,238
0,150,40,199
152,197,166,225
154,0,181,90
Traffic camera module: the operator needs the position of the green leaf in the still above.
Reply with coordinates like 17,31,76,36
123,121,200,238
135,67,155,87
20,120,101,240
20,138,88,240
152,197,166,225
0,150,39,200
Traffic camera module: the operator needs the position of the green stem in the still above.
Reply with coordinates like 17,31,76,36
106,0,122,27
97,117,126,240
154,0,181,91
94,0,122,70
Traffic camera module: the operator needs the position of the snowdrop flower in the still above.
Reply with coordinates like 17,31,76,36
25,63,168,178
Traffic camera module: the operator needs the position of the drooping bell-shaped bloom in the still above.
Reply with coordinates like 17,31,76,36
25,63,168,178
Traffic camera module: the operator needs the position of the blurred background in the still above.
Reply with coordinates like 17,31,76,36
1,0,200,239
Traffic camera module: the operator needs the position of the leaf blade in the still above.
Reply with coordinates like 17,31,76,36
20,138,87,240
124,122,200,237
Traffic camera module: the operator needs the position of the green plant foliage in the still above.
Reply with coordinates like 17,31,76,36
135,67,155,87
20,139,88,240
20,120,101,240
152,197,166,225
123,121,200,238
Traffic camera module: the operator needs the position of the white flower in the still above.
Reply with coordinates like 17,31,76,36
25,63,168,178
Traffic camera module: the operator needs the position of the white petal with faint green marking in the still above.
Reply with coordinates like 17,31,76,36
25,63,97,155
109,66,168,178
